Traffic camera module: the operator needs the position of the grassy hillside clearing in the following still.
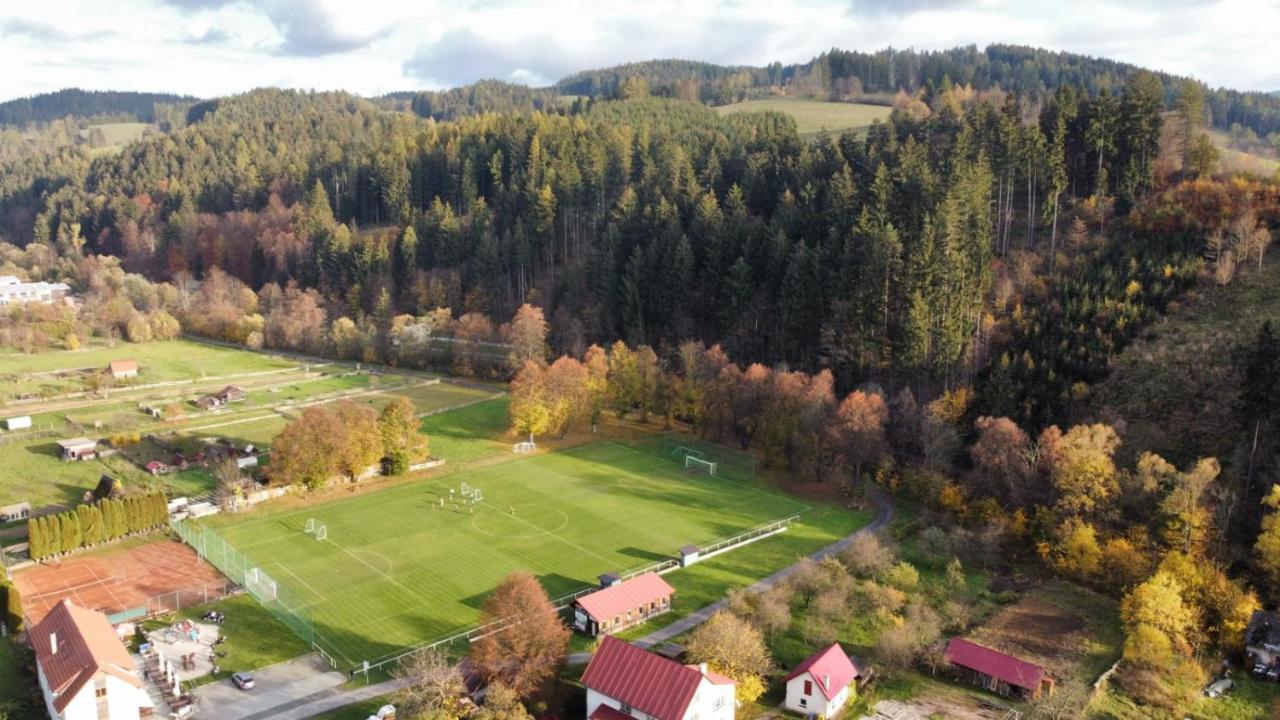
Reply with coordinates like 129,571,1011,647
715,98,891,137
1090,256,1280,468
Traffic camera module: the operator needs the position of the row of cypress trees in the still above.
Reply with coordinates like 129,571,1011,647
26,492,168,561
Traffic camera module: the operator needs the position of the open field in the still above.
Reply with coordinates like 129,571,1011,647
1207,127,1280,177
715,98,891,137
0,338,495,508
11,537,228,626
78,122,154,155
198,439,812,668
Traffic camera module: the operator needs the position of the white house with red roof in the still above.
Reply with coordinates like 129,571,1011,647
31,599,153,720
573,572,675,636
581,636,735,720
784,642,861,717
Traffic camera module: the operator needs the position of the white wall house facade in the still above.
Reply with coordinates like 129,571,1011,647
31,600,153,720
782,643,861,719
581,636,735,720
784,674,850,717
0,276,71,305
585,675,734,720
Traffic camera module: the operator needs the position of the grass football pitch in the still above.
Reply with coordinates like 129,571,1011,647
211,440,810,667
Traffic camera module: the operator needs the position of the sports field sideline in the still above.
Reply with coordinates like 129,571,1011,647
201,440,809,667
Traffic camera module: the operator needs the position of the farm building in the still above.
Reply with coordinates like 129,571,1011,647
144,461,169,476
944,638,1054,700
1247,610,1280,669
582,636,735,720
3,415,31,430
0,501,31,522
0,275,71,305
573,572,675,636
195,385,247,410
31,599,154,720
784,643,862,717
107,360,138,380
57,438,98,461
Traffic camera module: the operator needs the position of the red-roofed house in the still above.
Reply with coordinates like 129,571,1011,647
106,360,138,380
31,599,153,720
945,638,1054,699
784,643,861,716
573,572,675,636
582,636,735,720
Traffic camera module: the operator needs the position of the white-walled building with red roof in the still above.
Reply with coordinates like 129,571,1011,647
30,599,153,720
784,642,862,717
581,636,735,720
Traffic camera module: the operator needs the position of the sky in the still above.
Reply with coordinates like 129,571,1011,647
1,0,1278,102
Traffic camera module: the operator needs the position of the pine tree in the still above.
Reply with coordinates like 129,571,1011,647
1238,322,1280,496
60,511,82,553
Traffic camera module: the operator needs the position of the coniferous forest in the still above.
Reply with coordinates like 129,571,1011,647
3,35,1280,718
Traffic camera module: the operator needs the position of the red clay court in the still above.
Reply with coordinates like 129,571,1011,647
12,538,228,626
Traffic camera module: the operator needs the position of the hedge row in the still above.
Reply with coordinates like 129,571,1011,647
27,492,168,561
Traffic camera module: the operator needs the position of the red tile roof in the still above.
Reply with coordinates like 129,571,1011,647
108,359,138,373
31,599,142,712
589,705,635,720
576,573,674,622
945,638,1046,692
583,636,731,720
784,643,860,700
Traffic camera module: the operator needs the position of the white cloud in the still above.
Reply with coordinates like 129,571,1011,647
0,0,1275,101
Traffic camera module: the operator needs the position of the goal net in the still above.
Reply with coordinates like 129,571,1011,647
460,482,472,497
304,518,316,534
513,441,535,454
315,524,327,541
246,568,278,603
685,455,718,476
472,489,484,502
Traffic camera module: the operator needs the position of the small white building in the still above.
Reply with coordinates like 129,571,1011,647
784,643,861,718
3,415,31,430
582,635,735,720
31,599,154,720
0,275,71,305
0,501,30,522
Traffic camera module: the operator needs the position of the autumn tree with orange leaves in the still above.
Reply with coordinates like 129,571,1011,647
471,571,569,699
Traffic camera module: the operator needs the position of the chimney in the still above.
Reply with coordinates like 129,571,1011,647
823,673,830,690
50,633,58,655
699,662,708,675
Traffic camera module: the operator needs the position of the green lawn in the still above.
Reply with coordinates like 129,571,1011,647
143,593,311,687
715,98,891,137
418,396,510,465
200,440,812,668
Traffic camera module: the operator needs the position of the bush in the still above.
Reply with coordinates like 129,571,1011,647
1,580,22,632
384,449,410,476
839,532,896,577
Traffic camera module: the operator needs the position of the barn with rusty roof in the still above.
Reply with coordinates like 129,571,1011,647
944,637,1055,699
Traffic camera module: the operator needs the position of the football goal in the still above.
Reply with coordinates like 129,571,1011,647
685,455,718,476
314,524,327,541
460,482,472,497
246,568,278,602
514,441,535,454
304,518,316,534
472,489,484,502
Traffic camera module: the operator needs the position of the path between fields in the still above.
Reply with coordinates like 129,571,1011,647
249,488,896,720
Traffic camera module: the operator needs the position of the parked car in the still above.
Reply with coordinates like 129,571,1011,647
232,672,255,690
1204,677,1234,698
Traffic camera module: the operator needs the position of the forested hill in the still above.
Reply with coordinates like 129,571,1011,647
0,89,198,126
553,44,1280,138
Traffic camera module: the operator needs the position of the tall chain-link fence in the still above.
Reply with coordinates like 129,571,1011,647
170,518,315,648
